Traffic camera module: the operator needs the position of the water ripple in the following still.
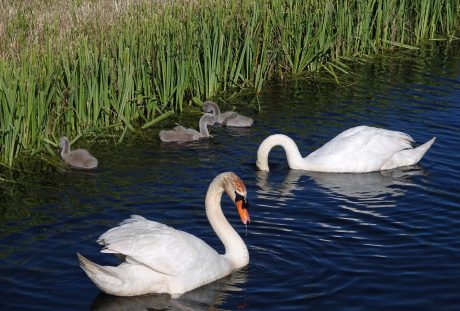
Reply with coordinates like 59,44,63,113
1,43,460,310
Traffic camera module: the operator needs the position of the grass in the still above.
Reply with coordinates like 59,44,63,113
0,0,459,167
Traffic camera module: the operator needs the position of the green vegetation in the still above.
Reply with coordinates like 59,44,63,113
1,0,459,167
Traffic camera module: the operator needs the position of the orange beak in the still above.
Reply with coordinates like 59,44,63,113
236,199,250,225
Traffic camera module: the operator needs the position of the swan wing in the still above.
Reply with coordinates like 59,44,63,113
328,125,374,140
171,125,187,131
220,112,253,127
306,126,414,172
180,128,201,139
97,215,218,276
159,126,200,142
65,149,92,160
63,149,97,168
328,126,413,143
171,125,198,135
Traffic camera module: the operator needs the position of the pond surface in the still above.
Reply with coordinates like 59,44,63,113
1,43,460,310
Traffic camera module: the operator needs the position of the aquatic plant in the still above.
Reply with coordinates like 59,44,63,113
0,0,459,167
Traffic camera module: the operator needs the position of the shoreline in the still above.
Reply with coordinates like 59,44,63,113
1,0,459,167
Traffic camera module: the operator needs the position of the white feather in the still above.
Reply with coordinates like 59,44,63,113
78,172,249,297
257,126,435,173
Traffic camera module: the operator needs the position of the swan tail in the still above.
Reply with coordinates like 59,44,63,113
84,157,98,169
222,113,238,127
159,130,174,142
77,253,123,291
382,137,436,170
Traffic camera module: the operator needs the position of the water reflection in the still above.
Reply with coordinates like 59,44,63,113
256,167,426,201
91,269,247,311
220,126,253,137
308,167,426,201
1,43,459,310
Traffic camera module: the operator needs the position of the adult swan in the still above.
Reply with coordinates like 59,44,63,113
77,172,250,297
256,126,436,173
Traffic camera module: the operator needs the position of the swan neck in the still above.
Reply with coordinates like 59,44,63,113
208,102,220,116
257,134,304,170
205,176,248,268
61,140,70,157
199,118,210,137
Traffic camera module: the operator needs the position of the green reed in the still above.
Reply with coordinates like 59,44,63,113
0,0,459,167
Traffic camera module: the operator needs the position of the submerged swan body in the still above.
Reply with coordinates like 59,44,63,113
159,114,215,142
256,126,436,173
77,172,250,297
203,101,253,127
59,137,98,169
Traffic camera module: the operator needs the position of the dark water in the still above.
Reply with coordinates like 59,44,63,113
1,43,460,310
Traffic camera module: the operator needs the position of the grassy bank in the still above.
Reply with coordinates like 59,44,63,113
1,0,459,167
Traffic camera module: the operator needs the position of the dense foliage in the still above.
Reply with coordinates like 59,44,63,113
1,0,459,166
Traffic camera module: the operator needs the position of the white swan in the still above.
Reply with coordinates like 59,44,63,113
203,101,253,127
59,136,98,169
159,113,215,142
77,172,250,297
256,126,436,173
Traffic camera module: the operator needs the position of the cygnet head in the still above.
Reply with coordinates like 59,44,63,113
202,101,220,115
201,113,216,126
59,137,70,151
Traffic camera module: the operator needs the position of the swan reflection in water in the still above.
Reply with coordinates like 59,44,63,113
256,166,427,202
91,268,247,311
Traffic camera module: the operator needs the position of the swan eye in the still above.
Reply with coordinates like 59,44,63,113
235,192,249,210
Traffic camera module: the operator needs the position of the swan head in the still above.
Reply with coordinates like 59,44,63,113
223,172,250,225
201,113,216,126
202,101,219,115
59,136,69,150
